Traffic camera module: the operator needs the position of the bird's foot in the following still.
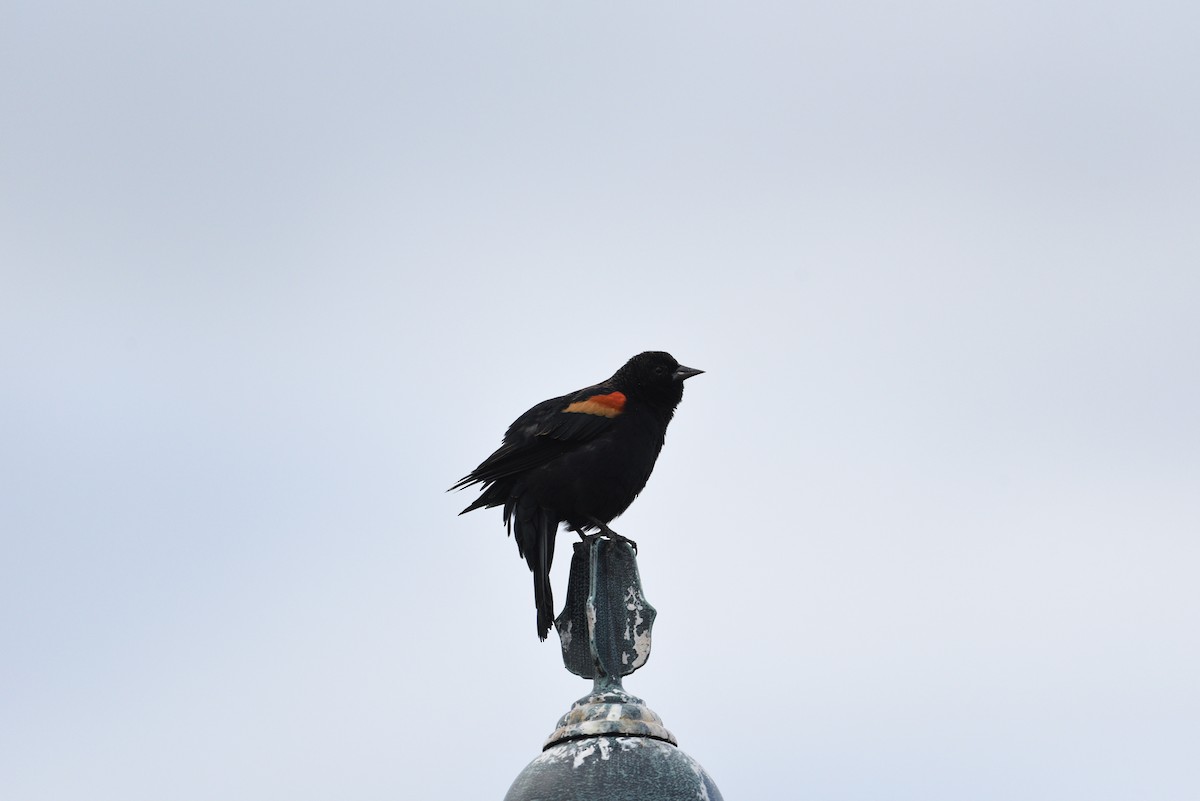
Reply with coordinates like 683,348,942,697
581,519,637,554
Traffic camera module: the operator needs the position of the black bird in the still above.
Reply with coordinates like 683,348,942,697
451,351,703,640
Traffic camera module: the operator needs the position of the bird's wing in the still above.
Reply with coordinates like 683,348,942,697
450,384,628,490
532,385,627,441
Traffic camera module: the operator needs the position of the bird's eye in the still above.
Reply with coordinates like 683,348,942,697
655,366,665,375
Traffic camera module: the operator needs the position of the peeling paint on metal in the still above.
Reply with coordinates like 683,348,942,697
559,620,573,651
571,742,596,768
570,737,614,768
631,624,651,669
568,743,592,767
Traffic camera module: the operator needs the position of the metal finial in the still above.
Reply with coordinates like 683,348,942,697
545,537,675,748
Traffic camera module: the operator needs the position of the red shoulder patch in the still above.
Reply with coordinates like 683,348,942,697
563,391,626,418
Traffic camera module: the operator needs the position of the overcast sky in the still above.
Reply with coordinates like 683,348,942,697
2,2,1198,799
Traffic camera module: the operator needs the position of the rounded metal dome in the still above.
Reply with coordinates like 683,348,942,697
505,735,724,801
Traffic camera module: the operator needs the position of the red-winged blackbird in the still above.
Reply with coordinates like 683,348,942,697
451,351,703,640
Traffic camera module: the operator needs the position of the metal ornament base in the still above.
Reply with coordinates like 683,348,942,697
545,684,676,748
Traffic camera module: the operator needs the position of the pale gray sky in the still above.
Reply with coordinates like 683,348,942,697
2,2,1198,799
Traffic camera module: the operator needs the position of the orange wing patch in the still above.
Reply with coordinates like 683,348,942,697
563,391,626,418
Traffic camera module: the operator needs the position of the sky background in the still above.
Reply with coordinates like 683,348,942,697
2,1,1198,799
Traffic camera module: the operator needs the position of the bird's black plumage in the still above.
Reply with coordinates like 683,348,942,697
451,351,703,640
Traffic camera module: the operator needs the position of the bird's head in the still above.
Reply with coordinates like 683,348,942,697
615,351,704,406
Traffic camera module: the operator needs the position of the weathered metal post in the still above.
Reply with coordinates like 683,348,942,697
504,537,724,800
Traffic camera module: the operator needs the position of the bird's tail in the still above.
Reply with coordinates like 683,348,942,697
514,502,558,641
533,530,555,641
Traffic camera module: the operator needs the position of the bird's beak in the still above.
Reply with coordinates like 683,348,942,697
673,365,704,381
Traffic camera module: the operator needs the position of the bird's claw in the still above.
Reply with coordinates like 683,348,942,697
610,532,638,554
